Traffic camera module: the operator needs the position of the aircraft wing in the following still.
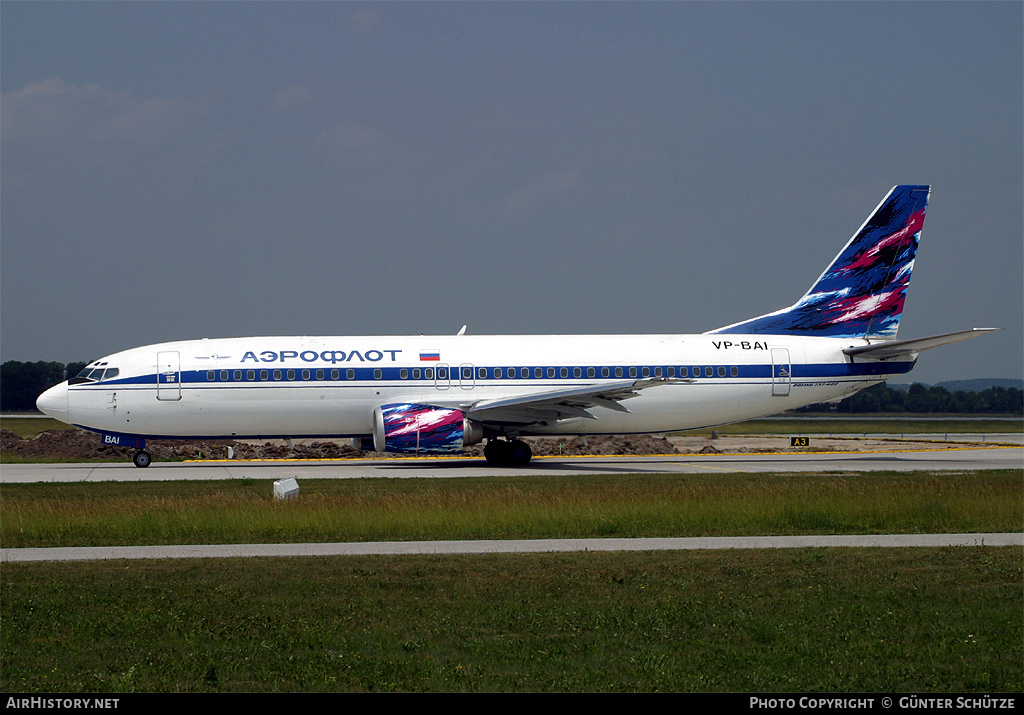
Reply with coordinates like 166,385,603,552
843,328,999,360
464,377,685,424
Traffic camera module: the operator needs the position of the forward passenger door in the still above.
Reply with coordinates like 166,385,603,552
156,351,181,401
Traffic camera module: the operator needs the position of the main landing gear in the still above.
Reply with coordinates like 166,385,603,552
483,438,532,467
132,450,152,468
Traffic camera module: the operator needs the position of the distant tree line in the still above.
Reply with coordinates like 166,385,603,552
1,359,1022,415
799,382,1023,416
1,360,89,412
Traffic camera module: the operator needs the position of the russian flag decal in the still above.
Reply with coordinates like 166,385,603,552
420,350,440,361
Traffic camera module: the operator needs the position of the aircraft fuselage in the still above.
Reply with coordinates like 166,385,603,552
40,332,910,442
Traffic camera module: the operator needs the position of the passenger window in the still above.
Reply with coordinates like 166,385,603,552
413,368,421,379
438,367,448,379
601,367,610,378
424,368,433,379
208,370,215,381
401,369,409,379
287,370,295,380
463,367,472,379
374,369,382,379
680,367,688,377
246,370,255,381
573,367,582,378
642,367,651,377
234,370,242,381
346,369,355,380
560,367,569,378
479,368,488,379
330,369,338,380
587,367,595,378
221,370,229,381
667,367,675,378
718,366,726,377
615,367,623,378
302,370,310,380
629,367,638,378
494,367,503,378
705,366,713,377
547,367,555,378
654,367,662,377
316,369,324,380
730,366,738,377
535,367,542,378
260,370,269,381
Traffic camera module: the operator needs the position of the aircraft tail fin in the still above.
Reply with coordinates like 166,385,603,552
709,185,930,338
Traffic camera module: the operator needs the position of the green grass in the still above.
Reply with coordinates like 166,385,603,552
2,548,1020,692
2,471,1021,548
1,417,77,439
2,471,1021,692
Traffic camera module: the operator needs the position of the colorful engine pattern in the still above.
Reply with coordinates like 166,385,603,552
373,403,476,454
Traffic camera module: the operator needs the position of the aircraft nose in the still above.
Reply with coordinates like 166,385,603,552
37,381,70,423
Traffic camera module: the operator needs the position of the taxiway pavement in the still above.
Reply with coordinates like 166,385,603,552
1,445,1020,483
4,533,1021,563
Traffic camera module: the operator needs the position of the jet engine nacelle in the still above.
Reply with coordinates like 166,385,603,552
372,403,484,454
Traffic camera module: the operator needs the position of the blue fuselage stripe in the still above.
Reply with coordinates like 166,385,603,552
72,360,912,391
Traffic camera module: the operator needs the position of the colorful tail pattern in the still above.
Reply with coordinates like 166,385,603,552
710,185,929,339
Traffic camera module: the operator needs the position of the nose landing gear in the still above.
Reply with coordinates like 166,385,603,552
132,450,152,468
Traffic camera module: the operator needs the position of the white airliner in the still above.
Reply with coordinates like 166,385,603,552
37,185,996,467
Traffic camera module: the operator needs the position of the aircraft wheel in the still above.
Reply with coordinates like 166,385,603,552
484,440,511,466
132,451,152,468
508,439,532,466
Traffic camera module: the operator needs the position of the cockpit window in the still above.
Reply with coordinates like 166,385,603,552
70,364,119,385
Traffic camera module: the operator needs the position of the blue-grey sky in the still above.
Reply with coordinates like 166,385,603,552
2,1,1021,384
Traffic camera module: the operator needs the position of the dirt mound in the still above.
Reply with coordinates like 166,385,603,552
0,429,369,462
243,441,365,460
468,435,679,457
3,429,136,461
2,428,685,462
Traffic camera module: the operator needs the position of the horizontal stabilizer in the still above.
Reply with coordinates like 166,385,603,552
842,328,999,360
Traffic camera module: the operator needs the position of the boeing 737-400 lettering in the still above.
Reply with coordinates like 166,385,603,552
36,185,997,467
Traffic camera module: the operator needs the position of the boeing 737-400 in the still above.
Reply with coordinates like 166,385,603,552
36,185,997,467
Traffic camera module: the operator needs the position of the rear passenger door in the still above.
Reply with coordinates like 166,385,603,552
771,348,791,397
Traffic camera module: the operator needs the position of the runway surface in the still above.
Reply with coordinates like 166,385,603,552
2,445,1020,482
